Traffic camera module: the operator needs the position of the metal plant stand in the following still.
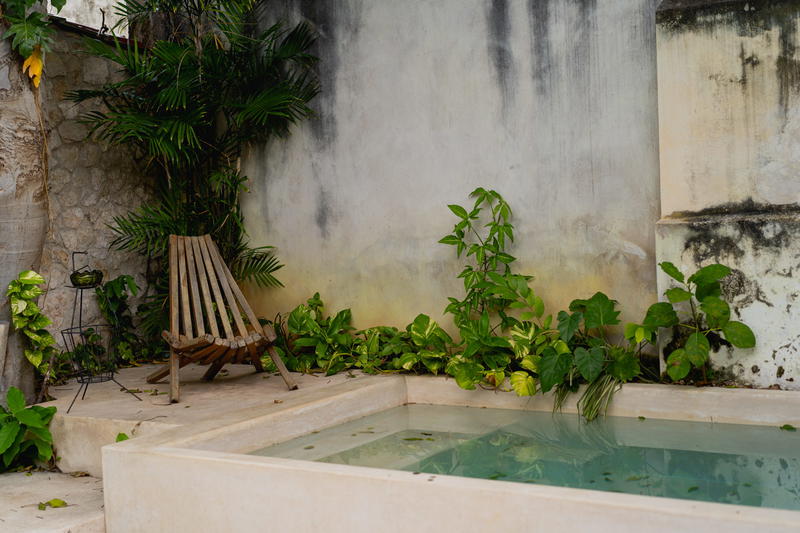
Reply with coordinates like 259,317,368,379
60,252,142,413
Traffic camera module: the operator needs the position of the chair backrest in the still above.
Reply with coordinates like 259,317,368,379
169,234,264,341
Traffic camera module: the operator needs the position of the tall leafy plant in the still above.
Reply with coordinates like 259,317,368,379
68,0,319,338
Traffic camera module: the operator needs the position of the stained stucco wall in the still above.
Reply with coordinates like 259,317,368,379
241,0,662,330
656,0,800,389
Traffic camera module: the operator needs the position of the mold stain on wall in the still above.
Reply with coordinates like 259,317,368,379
486,0,516,116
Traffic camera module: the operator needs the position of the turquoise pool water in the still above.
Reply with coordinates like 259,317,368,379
251,404,800,511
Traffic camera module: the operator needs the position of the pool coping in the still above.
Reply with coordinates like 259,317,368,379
103,375,800,532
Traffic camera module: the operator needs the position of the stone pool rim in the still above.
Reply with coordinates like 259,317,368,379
102,374,800,532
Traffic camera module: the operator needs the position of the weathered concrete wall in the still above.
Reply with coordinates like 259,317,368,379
38,30,150,340
50,0,125,34
656,0,800,389
242,0,662,330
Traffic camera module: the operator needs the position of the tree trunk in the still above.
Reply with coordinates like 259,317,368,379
0,34,48,403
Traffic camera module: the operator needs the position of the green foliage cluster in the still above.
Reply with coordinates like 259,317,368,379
653,262,755,381
6,271,58,373
1,0,65,57
69,0,319,340
0,387,56,472
277,188,757,421
95,275,161,363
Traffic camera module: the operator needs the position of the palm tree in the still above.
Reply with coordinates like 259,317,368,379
68,0,319,339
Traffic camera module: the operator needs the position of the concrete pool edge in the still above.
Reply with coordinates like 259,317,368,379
102,375,800,532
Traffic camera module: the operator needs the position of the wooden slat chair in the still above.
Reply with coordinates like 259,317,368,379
146,234,297,402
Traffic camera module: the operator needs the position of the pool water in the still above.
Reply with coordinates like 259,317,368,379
251,404,800,511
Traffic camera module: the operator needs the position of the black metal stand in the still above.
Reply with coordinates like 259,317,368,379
61,252,142,413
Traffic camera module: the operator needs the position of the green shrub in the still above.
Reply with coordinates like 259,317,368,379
0,387,56,472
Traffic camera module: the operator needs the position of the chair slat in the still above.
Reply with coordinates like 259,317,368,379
169,235,180,335
183,236,205,337
197,235,235,339
203,235,249,338
190,237,220,338
206,237,265,338
177,237,194,339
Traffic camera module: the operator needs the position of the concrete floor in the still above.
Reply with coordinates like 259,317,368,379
0,472,104,533
0,365,361,532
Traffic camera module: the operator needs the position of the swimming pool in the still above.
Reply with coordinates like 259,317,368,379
253,404,800,511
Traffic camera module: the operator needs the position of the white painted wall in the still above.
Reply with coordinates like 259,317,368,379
242,0,661,329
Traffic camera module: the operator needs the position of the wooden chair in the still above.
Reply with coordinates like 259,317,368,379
146,234,297,402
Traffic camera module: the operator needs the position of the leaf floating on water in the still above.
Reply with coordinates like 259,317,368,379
743,482,752,487
638,416,646,421
425,438,435,441
604,477,612,482
687,486,699,493
303,445,314,450
488,473,507,480
626,475,649,482
602,471,612,476
779,424,797,432
403,437,424,441
421,432,433,436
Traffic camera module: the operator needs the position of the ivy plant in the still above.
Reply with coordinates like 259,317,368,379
647,262,756,381
0,0,66,87
0,387,56,472
6,270,58,372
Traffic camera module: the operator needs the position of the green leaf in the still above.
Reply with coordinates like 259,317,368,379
666,349,691,381
520,354,540,373
700,296,730,328
510,371,536,396
24,349,43,369
665,287,692,303
9,298,27,316
538,349,572,393
688,264,731,285
643,302,679,329
34,438,53,462
447,204,469,219
6,387,25,414
779,424,797,432
685,332,710,366
0,422,20,454
722,321,756,349
453,362,482,390
16,270,45,285
574,347,604,382
116,432,130,442
438,235,461,246
27,426,52,444
695,281,721,301
582,292,620,329
557,311,582,343
608,349,640,382
14,408,44,428
659,262,684,283
46,498,66,508
51,0,67,12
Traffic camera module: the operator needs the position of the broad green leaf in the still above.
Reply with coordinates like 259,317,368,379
538,349,572,393
623,322,638,341
438,235,460,246
643,302,679,329
396,352,419,370
30,406,56,425
9,298,27,315
6,387,25,414
116,432,130,442
16,270,45,285
685,332,710,366
659,262,684,283
665,287,692,303
27,426,52,444
700,296,730,328
34,438,52,462
453,362,482,390
510,371,536,396
582,292,620,329
51,0,67,12
485,370,505,388
520,354,540,373
608,349,640,382
666,349,691,381
574,347,604,382
447,204,469,219
557,311,582,343
14,408,43,428
688,264,731,285
695,281,721,301
46,498,66,508
0,422,20,454
722,321,756,348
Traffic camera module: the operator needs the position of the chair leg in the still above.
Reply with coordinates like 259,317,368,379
169,348,180,403
202,358,225,382
147,354,192,384
266,344,298,390
248,343,264,373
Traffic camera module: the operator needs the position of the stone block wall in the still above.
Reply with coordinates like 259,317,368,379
37,29,151,340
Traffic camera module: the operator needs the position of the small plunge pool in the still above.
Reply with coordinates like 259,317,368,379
251,404,800,511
